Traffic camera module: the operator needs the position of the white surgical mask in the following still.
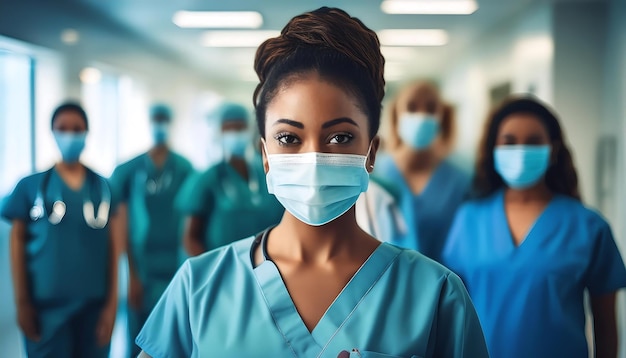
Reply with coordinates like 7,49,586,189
265,148,370,226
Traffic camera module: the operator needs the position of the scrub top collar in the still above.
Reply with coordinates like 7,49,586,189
250,226,403,357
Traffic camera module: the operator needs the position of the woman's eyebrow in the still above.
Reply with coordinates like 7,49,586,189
322,117,359,129
273,119,304,129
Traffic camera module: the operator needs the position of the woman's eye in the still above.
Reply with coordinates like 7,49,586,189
274,133,301,146
329,133,353,144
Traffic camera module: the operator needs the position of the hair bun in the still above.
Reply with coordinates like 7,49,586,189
254,7,385,103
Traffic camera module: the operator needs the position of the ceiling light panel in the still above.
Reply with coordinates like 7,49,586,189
173,11,263,28
381,0,478,15
201,30,280,47
378,29,448,46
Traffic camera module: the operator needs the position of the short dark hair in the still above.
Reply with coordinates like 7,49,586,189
51,102,89,130
253,7,385,139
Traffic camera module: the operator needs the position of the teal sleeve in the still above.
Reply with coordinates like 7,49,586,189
433,273,489,358
1,177,33,222
586,221,626,295
175,171,213,217
136,261,193,358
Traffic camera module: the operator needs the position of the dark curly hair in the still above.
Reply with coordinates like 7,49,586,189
253,7,385,139
473,96,581,200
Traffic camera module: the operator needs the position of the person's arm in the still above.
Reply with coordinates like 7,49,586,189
112,203,144,310
10,219,40,341
183,216,207,256
96,211,122,346
591,293,618,358
433,273,489,358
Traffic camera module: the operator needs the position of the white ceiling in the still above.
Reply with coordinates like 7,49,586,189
1,0,547,84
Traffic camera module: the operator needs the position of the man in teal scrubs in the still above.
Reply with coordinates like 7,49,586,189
176,102,284,256
109,104,193,357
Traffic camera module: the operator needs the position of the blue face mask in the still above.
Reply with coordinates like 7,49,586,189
265,150,370,226
151,123,169,145
494,145,551,189
398,113,440,150
53,131,86,163
222,131,249,159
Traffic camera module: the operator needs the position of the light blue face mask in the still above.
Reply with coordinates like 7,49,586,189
265,150,370,226
53,131,86,163
494,145,551,189
151,123,170,145
222,131,249,159
398,113,440,150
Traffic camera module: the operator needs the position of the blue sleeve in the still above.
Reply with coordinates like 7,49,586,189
175,171,213,216
433,273,489,358
1,177,33,222
136,260,193,358
585,221,626,295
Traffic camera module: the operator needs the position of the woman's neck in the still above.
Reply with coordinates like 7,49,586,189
505,182,553,203
55,161,86,190
268,209,376,265
396,145,440,172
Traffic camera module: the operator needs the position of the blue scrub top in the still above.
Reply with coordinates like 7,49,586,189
374,155,470,262
136,231,489,358
1,167,115,304
110,151,193,307
175,156,284,251
443,190,626,358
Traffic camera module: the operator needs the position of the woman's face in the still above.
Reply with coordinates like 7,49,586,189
52,111,87,133
263,73,377,166
495,113,551,146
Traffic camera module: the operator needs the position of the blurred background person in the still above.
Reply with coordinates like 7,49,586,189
374,81,470,262
109,103,193,358
443,96,626,358
177,102,283,256
1,102,119,358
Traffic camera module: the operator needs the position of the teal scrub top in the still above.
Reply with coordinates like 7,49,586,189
175,156,284,250
374,155,470,262
443,191,626,358
136,230,489,358
110,151,193,305
1,167,115,304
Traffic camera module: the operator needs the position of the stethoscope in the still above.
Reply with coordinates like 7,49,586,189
220,160,262,206
29,168,111,229
140,155,173,195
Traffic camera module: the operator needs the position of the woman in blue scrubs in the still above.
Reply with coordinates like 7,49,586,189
375,81,470,262
176,102,284,256
443,96,626,358
137,7,488,358
2,103,119,357
109,104,193,357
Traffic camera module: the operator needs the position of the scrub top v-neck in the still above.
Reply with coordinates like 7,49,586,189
374,155,470,262
136,229,489,358
443,190,626,358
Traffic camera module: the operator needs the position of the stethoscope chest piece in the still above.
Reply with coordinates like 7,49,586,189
30,168,110,229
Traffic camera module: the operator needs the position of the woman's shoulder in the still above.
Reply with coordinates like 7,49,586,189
554,195,611,229
184,236,256,283
388,243,455,280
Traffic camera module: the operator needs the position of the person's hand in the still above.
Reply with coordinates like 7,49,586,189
129,273,144,310
17,301,40,341
96,301,116,347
